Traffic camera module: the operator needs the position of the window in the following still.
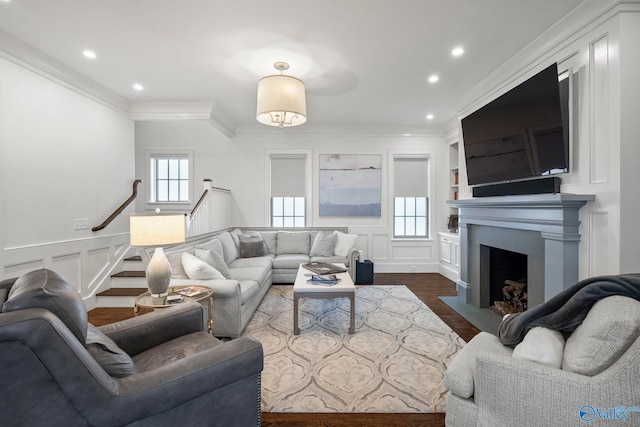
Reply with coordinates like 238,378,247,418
269,154,308,227
393,156,429,238
145,150,193,206
271,197,305,227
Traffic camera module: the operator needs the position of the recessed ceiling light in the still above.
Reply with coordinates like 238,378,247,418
451,47,464,57
83,50,97,59
428,75,439,84
133,84,144,91
426,114,434,120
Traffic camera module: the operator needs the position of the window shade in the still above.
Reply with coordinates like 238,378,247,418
271,157,306,197
394,157,428,196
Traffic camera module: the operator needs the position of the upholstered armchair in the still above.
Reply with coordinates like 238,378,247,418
444,294,640,427
0,269,263,427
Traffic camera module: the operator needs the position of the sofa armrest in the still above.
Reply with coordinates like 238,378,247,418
347,247,360,280
445,331,513,398
99,301,204,356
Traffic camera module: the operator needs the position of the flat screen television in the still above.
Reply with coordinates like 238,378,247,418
461,63,569,186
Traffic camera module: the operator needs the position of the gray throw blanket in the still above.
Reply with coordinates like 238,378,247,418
498,274,640,347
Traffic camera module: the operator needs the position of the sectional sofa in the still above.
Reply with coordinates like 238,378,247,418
141,227,361,337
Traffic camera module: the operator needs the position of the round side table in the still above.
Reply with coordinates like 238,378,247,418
134,285,214,333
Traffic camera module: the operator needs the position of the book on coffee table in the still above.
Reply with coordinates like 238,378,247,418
302,262,347,275
307,274,341,286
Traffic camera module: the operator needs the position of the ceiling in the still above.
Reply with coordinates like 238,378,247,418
0,0,586,132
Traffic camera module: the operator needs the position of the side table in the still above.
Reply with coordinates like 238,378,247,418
134,285,214,333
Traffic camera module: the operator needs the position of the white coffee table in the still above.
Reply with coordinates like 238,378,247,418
293,263,356,334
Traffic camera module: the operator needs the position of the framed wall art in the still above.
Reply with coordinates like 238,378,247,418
319,154,381,217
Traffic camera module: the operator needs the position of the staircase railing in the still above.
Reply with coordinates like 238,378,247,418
189,179,212,220
92,179,142,232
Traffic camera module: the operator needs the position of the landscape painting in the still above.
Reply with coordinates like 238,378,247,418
319,154,381,216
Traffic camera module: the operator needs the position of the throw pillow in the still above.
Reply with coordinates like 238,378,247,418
310,231,337,257
334,231,358,257
512,326,565,368
86,324,138,378
181,253,225,280
166,250,191,279
195,249,232,279
562,296,640,376
238,234,269,258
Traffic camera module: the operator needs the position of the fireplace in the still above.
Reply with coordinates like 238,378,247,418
450,193,594,329
482,246,528,315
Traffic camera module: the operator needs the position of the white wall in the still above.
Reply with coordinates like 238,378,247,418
135,121,449,272
453,0,640,278
0,56,135,304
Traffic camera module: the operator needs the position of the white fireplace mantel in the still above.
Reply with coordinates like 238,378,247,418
451,193,595,309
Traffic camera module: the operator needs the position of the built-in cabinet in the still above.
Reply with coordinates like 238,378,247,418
438,231,460,282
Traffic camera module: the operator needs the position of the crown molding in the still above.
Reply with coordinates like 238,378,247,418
0,30,130,115
129,101,237,137
233,123,445,138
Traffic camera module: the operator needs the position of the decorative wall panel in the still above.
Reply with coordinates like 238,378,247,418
589,211,609,276
590,35,610,184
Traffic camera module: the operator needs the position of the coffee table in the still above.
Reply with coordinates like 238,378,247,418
293,263,356,334
134,285,214,333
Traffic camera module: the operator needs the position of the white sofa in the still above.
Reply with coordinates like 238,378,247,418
141,227,361,337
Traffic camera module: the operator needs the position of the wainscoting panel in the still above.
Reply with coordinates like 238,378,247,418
392,244,431,260
52,252,82,292
86,247,110,292
372,234,389,261
3,259,44,277
589,34,610,184
589,211,609,277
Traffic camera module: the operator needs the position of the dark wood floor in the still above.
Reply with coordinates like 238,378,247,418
88,273,479,427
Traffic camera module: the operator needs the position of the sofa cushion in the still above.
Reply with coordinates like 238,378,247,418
195,249,232,279
218,231,239,265
512,326,565,368
3,269,88,343
276,231,310,255
562,296,640,376
182,253,226,280
132,332,222,372
194,237,224,257
334,231,358,257
238,234,269,258
86,324,138,377
229,228,243,248
272,254,311,270
310,231,337,257
230,267,270,284
257,232,277,254
229,256,273,270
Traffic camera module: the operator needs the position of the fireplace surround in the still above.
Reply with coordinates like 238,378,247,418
451,193,595,314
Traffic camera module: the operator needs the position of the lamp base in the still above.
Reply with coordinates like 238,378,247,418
146,247,172,297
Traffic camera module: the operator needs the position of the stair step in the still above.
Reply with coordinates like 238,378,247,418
123,256,145,272
112,270,146,278
98,287,147,297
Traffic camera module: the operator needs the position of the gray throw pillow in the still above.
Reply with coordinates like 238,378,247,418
195,249,232,279
86,324,138,378
238,234,269,258
310,232,337,257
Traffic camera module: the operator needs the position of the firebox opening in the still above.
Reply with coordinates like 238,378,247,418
486,246,528,316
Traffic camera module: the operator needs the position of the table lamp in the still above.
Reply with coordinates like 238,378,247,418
130,213,185,297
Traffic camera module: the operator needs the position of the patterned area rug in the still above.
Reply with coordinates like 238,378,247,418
241,285,465,413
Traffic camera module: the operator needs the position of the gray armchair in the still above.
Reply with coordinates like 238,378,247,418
0,269,263,427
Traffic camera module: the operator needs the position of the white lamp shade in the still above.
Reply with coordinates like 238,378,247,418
257,74,307,127
130,214,185,247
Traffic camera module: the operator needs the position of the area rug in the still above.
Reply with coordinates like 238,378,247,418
241,285,465,413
